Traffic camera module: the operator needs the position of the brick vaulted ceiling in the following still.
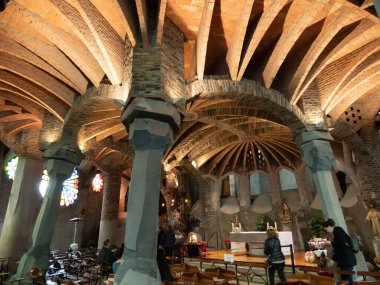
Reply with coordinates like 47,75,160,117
0,0,379,175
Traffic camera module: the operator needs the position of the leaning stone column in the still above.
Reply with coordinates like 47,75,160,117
16,147,82,279
0,157,43,272
98,170,122,248
238,173,250,209
297,131,346,230
116,98,180,285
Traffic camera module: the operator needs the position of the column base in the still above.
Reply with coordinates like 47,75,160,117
115,257,161,285
16,245,50,278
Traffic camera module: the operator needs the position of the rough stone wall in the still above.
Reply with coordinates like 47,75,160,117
101,172,122,221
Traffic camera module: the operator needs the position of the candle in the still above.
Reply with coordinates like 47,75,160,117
267,222,269,229
275,222,277,229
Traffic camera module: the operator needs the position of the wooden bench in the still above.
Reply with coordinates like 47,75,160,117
0,257,10,284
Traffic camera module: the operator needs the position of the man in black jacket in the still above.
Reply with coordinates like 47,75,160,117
323,218,356,285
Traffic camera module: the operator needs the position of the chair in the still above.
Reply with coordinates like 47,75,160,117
288,273,335,285
204,267,237,284
181,271,215,285
0,257,10,284
172,263,199,275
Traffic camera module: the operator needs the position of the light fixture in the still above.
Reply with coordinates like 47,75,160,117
191,160,197,168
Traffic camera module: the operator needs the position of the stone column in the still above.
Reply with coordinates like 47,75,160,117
0,157,43,272
297,131,347,230
98,170,122,248
16,147,82,278
116,98,180,285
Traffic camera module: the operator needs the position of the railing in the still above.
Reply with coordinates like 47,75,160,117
206,231,219,249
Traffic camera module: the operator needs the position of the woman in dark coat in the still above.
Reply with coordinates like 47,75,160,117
323,218,356,285
264,227,287,285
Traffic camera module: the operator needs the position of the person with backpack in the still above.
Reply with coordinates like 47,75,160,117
323,218,356,285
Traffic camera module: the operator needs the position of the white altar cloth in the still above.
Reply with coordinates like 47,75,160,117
230,231,293,256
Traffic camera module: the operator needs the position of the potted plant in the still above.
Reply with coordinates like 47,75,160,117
255,215,268,231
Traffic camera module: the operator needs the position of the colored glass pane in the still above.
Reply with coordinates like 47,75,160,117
5,157,18,180
60,168,79,206
39,169,50,197
91,172,104,192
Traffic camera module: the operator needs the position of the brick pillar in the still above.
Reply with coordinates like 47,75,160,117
16,147,81,279
238,173,250,209
0,157,43,272
98,170,122,248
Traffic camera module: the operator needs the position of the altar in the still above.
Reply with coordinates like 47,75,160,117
230,231,294,256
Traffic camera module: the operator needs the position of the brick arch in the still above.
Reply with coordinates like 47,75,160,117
187,79,307,136
60,84,128,148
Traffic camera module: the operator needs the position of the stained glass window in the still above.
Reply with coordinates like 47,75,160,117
91,171,104,192
60,168,79,206
39,169,50,197
5,157,18,180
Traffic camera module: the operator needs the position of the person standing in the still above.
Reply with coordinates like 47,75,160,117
323,218,356,285
163,225,176,258
264,227,287,285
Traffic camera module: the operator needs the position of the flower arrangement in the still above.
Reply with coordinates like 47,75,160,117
374,256,380,265
198,241,210,257
308,237,327,250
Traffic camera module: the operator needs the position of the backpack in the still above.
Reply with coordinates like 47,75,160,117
350,235,361,253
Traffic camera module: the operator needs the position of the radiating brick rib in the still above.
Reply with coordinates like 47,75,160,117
0,113,40,123
79,118,123,142
360,0,374,9
0,36,80,93
51,0,122,85
226,0,254,81
95,123,125,141
322,44,380,110
289,6,362,103
0,104,22,113
0,88,43,119
92,0,137,46
156,0,168,44
195,142,230,169
206,142,239,175
76,0,125,85
262,0,329,88
135,0,149,48
248,141,258,170
6,122,42,136
196,0,215,80
0,72,67,121
297,20,379,98
230,143,246,171
237,0,290,81
10,2,104,87
0,53,75,106
198,116,246,138
82,110,121,126
111,129,128,142
328,69,380,117
0,23,88,93
257,139,295,169
217,143,241,177
251,140,271,172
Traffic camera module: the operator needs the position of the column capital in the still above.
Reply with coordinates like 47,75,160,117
295,130,333,146
121,97,181,133
42,145,82,176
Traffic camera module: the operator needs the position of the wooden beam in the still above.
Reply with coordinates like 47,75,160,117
156,0,168,44
226,0,254,80
135,0,149,48
237,0,290,81
196,0,215,80
262,0,329,88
